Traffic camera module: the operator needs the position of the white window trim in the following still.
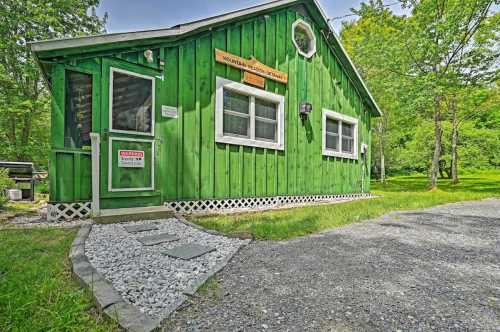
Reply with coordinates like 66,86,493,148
109,67,155,137
108,136,155,192
322,109,358,160
292,19,317,59
215,77,285,150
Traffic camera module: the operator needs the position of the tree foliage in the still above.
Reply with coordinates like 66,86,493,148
341,0,499,184
0,0,107,168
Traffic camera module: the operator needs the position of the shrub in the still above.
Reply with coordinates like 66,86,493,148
36,181,49,195
0,168,15,208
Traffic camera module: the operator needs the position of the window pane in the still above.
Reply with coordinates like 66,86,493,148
326,134,339,150
326,118,339,134
294,25,312,54
255,98,277,120
65,70,92,148
342,137,354,154
223,113,249,137
224,89,249,114
255,119,277,142
112,71,153,133
342,123,354,138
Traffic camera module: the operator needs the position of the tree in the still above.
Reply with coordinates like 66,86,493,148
341,1,429,181
341,0,498,187
0,0,107,167
397,0,497,189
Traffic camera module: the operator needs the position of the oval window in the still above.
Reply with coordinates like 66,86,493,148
292,19,316,58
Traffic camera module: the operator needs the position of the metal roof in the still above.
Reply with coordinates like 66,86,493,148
28,0,382,116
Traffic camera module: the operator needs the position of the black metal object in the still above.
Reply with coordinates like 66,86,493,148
299,101,313,120
0,161,35,201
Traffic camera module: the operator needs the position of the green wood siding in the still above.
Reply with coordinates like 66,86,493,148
47,7,373,206
159,9,371,201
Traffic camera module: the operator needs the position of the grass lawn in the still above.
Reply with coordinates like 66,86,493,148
192,170,500,240
0,228,117,331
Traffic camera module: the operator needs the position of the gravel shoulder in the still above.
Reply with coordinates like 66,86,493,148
168,198,500,331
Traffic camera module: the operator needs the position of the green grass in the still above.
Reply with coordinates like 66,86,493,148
192,170,500,241
197,277,220,298
0,228,117,331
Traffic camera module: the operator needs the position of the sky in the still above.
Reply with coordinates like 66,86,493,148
95,0,408,34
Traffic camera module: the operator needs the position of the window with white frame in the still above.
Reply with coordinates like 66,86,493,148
292,19,316,59
216,77,285,150
322,109,358,159
110,67,155,136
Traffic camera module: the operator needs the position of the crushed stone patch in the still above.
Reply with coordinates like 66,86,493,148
85,218,249,320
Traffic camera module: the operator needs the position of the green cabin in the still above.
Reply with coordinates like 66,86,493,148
30,0,382,219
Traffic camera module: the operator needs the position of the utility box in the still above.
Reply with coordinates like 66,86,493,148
6,189,22,201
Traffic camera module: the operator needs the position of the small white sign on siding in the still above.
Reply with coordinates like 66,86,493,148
162,105,178,118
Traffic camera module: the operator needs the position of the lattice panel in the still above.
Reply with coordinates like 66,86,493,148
47,202,91,221
166,193,373,214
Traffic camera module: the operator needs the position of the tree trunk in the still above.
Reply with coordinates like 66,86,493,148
18,111,33,161
451,97,459,184
377,122,386,183
430,96,442,190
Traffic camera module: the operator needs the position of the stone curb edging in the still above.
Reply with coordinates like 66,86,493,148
70,221,251,331
70,225,160,332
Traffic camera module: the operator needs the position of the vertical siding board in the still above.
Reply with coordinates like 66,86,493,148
286,10,298,195
227,25,242,198
265,15,277,196
298,59,306,194
320,37,328,193
254,18,267,196
213,29,228,198
180,41,198,199
276,11,288,195
312,24,322,194
163,47,179,200
241,21,256,197
199,35,215,199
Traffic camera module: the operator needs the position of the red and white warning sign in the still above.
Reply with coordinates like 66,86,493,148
118,150,145,168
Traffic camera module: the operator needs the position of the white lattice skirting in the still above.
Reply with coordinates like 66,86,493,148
165,193,373,214
47,202,91,221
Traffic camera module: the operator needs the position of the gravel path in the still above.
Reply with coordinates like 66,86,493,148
85,218,248,320
168,199,500,331
0,215,92,229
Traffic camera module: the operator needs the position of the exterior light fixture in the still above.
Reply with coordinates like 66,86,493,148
299,101,313,120
144,49,154,63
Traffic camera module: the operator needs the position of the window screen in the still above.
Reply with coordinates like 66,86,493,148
223,89,250,137
342,123,354,153
325,118,339,151
65,70,92,148
111,70,153,134
255,98,277,142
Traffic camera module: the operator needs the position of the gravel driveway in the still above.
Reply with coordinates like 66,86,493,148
168,199,500,331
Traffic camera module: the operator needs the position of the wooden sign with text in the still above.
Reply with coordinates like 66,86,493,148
215,49,288,84
243,71,266,88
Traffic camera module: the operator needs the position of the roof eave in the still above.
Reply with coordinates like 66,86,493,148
308,0,382,117
28,0,298,54
29,0,382,117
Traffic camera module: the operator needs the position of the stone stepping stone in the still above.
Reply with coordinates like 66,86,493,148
163,243,216,260
123,224,159,233
137,233,180,246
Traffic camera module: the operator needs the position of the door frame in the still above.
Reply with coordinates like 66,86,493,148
100,57,161,202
